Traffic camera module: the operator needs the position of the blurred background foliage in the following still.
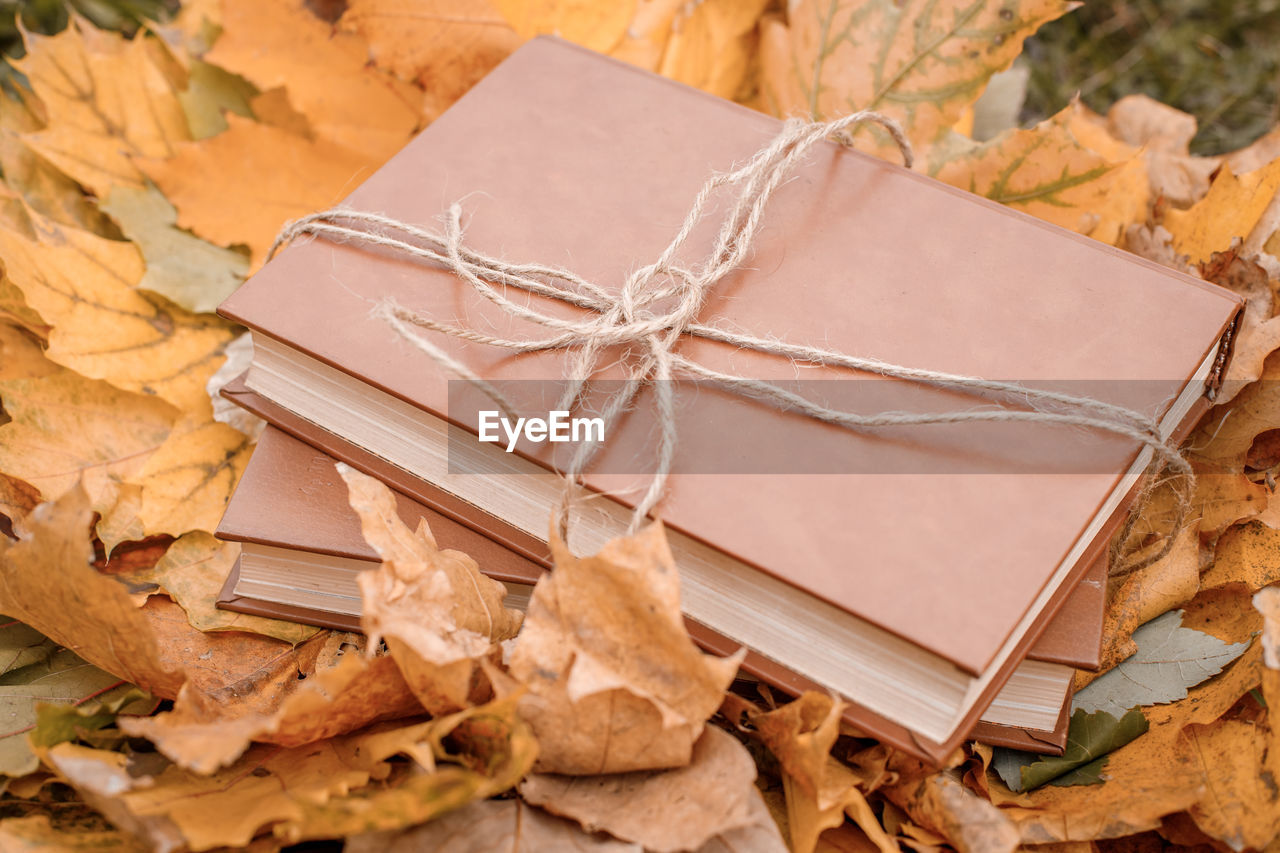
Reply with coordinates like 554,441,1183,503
1022,0,1280,154
0,0,1274,155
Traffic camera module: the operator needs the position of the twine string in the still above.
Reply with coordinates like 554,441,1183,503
270,111,1193,572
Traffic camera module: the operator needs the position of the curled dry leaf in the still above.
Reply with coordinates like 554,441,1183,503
1201,520,1280,592
881,767,1018,853
0,486,183,697
654,0,769,101
1176,713,1280,851
520,726,775,853
757,0,1076,158
1255,585,1280,669
345,798,642,853
1191,351,1280,470
500,522,742,775
495,0,633,54
121,633,420,774
340,463,522,714
751,693,898,853
1105,95,1220,208
208,0,424,161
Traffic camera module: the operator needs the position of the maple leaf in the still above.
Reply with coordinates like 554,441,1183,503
339,0,522,121
15,16,189,199
341,464,522,714
654,0,770,101
1165,160,1280,265
138,114,380,269
757,0,1078,159
520,727,781,852
207,0,425,161
498,522,743,775
495,0,632,54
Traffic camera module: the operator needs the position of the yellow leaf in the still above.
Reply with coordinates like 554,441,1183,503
656,0,770,101
758,0,1077,158
608,0,686,73
1177,716,1280,851
1202,521,1280,592
139,114,380,269
339,0,522,120
128,414,252,536
934,104,1144,243
0,814,148,852
129,532,319,643
1165,160,1280,265
341,464,522,714
499,522,743,775
0,206,236,415
496,0,634,54
207,0,424,161
16,17,189,198
0,370,177,516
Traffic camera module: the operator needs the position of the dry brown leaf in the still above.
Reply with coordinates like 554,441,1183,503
340,464,520,713
656,0,769,101
0,205,235,415
1177,714,1280,850
751,693,899,853
1201,520,1280,592
0,485,183,697
500,522,742,775
1190,351,1280,470
346,798,643,852
339,0,521,121
139,114,379,268
1165,160,1280,266
934,103,1145,244
882,767,1018,853
16,17,188,199
121,632,420,774
1195,246,1280,405
520,726,773,853
757,0,1076,158
608,0,686,72
1105,95,1220,208
496,0,633,54
208,0,423,160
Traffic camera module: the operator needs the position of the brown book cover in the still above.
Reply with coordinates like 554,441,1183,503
216,425,1087,752
217,38,1240,760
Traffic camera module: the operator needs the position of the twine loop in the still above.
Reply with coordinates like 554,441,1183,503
271,110,1192,574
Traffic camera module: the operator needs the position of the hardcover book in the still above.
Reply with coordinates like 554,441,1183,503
217,37,1241,760
217,426,1104,753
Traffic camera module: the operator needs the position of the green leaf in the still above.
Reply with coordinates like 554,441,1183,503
30,687,155,753
177,59,257,141
1072,609,1252,717
99,183,248,315
0,646,147,777
993,707,1149,792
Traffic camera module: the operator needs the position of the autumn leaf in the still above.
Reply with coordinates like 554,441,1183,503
1201,520,1280,592
339,0,522,120
0,814,149,853
127,532,318,643
1165,159,1280,265
341,464,522,714
1255,586,1280,669
757,0,1077,158
520,727,778,852
934,102,1145,243
0,204,236,415
100,184,248,314
344,798,643,852
207,0,424,161
138,114,379,268
1176,714,1280,850
0,486,184,698
655,0,770,101
495,0,632,54
16,16,189,199
175,59,257,141
751,693,900,853
498,522,742,775
992,708,1149,793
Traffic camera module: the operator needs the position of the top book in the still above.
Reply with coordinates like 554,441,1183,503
219,37,1241,759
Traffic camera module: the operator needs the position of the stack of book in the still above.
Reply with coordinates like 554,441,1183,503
212,38,1242,763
